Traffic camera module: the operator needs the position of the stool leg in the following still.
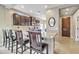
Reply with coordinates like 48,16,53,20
30,46,32,54
16,41,18,54
5,37,7,48
21,44,23,54
40,49,43,54
3,36,5,46
46,45,48,54
11,40,13,53
8,38,10,50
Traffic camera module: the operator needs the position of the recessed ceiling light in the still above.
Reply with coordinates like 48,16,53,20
43,17,46,20
20,5,24,8
30,10,33,12
45,5,48,8
65,12,68,15
37,11,40,14
37,13,40,14
65,8,69,11
63,17,68,19
47,10,51,13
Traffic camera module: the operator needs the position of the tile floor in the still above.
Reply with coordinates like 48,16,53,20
0,46,30,54
54,37,79,54
0,45,47,54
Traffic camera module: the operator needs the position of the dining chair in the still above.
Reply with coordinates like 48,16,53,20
15,30,29,54
28,31,48,54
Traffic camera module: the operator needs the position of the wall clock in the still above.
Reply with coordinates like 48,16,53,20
48,17,56,27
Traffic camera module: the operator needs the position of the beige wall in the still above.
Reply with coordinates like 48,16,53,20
46,8,59,38
45,8,59,53
0,5,11,46
73,9,79,41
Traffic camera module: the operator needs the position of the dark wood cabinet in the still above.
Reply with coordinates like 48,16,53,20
62,17,70,37
13,13,21,25
13,13,40,26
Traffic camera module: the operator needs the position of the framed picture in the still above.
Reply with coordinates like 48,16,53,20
48,17,56,27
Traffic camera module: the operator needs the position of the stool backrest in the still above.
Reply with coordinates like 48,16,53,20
3,29,9,39
28,31,42,50
15,30,23,44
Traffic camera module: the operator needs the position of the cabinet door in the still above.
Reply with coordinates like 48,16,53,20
62,17,70,37
15,15,21,25
20,16,25,25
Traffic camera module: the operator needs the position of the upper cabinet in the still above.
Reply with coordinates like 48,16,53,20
13,13,40,26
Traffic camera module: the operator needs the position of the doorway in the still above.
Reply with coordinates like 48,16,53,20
62,17,70,37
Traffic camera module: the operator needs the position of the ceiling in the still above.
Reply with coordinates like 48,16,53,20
3,4,79,19
4,4,63,20
60,6,79,17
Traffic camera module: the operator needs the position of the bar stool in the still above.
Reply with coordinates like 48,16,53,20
28,31,48,54
3,29,9,48
8,30,16,53
15,30,29,54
